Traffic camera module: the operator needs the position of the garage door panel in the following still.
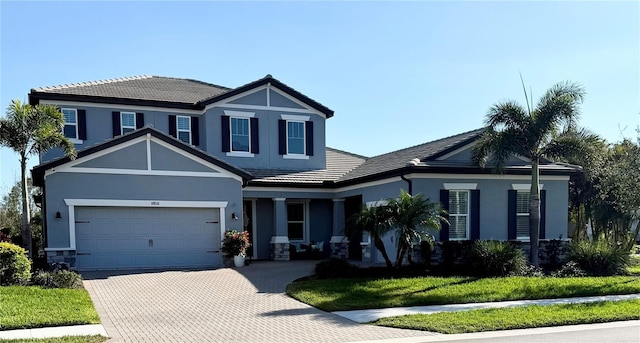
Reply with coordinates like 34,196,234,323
75,207,221,270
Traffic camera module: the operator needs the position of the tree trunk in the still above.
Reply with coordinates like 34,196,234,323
529,160,541,267
20,155,33,258
373,236,393,269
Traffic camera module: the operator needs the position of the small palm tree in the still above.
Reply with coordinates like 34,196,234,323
387,190,445,268
472,80,596,266
346,203,394,268
0,100,76,256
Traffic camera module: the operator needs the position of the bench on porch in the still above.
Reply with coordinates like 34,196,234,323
289,241,325,260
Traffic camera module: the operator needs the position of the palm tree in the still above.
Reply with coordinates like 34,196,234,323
472,80,596,266
387,190,445,268
0,100,76,257
346,203,394,268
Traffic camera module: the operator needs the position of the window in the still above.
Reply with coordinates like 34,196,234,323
61,108,78,140
177,116,191,144
121,112,136,134
516,191,530,239
231,117,250,152
286,121,305,155
448,190,469,240
287,202,305,241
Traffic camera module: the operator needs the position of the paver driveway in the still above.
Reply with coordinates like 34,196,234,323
83,261,431,343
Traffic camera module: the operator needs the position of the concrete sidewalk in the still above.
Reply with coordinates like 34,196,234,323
333,293,640,323
0,324,107,340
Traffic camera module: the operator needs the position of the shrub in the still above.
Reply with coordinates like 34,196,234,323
439,240,474,274
568,238,630,276
420,239,435,266
0,242,32,285
470,240,527,277
315,258,359,279
32,270,84,289
552,261,586,277
513,263,545,277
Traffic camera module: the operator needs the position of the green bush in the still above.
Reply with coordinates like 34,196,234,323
0,242,32,285
32,270,84,289
439,240,474,274
568,238,630,276
315,258,359,279
470,240,527,277
552,261,586,277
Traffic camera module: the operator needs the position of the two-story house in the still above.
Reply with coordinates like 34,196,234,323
30,75,580,270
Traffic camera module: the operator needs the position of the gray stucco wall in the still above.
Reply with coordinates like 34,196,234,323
149,142,217,172
228,89,267,106
45,172,243,248
75,142,148,170
269,90,305,109
204,106,326,170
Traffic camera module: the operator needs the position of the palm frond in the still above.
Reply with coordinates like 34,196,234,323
534,81,585,136
540,128,601,162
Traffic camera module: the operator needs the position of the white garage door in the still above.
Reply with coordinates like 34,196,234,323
75,207,221,270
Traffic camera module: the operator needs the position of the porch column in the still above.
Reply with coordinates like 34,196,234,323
330,198,349,259
271,198,290,261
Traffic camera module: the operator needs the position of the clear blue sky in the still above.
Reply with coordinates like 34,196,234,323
1,1,638,192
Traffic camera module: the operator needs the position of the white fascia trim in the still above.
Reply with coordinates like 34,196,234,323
281,114,310,121
270,86,318,113
54,168,238,179
512,184,544,190
223,110,255,118
64,199,229,208
443,183,478,190
216,104,322,116
210,85,268,108
435,142,475,161
406,173,569,181
270,236,290,244
336,177,404,193
243,186,334,194
226,152,255,158
40,100,202,115
283,154,309,160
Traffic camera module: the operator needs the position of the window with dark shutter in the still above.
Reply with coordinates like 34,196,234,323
278,119,286,155
221,115,230,152
135,113,144,129
191,116,200,146
540,190,546,239
168,115,177,138
250,117,259,153
508,190,517,240
305,121,314,156
77,110,87,140
440,190,450,241
112,112,121,137
470,190,480,240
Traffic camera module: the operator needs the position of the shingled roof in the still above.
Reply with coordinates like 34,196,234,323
337,129,485,182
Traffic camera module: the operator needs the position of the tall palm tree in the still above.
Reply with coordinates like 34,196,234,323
346,203,394,268
0,100,76,256
387,190,445,268
472,81,595,266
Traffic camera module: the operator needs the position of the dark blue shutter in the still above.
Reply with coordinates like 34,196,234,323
540,190,546,239
221,116,230,152
508,190,517,240
168,115,177,138
278,119,286,155
250,117,259,153
135,113,144,129
112,111,120,137
77,110,87,140
440,190,450,241
305,121,314,156
470,190,480,240
191,117,200,146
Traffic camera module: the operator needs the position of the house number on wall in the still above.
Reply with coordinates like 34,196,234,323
151,201,160,205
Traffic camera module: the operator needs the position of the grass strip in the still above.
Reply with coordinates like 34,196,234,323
0,286,100,330
0,336,107,343
372,299,640,334
287,276,640,311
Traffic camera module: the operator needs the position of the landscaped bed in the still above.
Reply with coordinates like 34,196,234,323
0,286,100,331
372,299,640,334
286,276,640,312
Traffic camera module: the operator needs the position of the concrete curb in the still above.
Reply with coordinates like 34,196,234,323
0,324,108,340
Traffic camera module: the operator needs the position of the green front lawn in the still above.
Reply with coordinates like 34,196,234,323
287,276,640,311
373,299,640,334
0,336,107,343
0,286,100,330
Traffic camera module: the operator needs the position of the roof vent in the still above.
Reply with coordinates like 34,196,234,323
407,158,421,166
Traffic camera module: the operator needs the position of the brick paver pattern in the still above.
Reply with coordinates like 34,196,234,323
83,261,430,343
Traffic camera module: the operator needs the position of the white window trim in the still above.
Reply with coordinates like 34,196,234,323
516,190,531,241
176,115,192,145
443,183,478,190
120,111,136,135
61,108,82,144
229,116,251,153
448,190,470,240
285,120,306,156
287,201,309,243
512,183,544,190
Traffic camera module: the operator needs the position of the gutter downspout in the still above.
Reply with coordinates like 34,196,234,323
400,173,412,195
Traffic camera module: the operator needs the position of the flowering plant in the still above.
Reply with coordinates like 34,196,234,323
221,230,251,257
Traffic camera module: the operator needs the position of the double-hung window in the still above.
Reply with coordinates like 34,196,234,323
286,121,305,155
287,202,306,242
231,117,250,152
516,191,530,239
176,116,191,144
279,114,312,159
62,108,78,140
448,190,470,240
120,112,136,135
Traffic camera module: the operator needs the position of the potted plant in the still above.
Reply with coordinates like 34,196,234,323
221,230,251,268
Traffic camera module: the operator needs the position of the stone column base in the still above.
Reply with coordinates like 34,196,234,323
360,242,372,262
45,250,76,269
329,236,349,259
270,236,290,261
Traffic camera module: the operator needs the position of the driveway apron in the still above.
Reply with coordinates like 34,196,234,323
82,261,430,343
